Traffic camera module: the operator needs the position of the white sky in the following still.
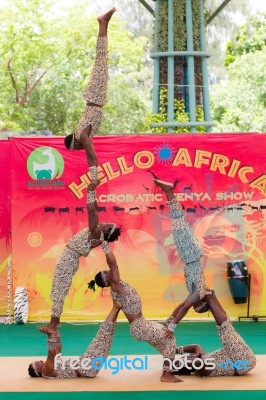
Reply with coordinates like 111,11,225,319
1,0,266,12
54,0,266,13
250,0,266,12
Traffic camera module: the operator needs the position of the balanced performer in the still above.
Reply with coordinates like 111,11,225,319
64,7,116,184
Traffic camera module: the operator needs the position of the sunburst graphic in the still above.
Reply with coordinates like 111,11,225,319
154,143,175,165
27,232,43,247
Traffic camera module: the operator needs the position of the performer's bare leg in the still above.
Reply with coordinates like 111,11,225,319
96,8,116,39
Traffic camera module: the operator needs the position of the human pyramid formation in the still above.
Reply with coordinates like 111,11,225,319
28,8,256,383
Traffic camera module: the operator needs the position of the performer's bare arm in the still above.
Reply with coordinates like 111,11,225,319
105,250,124,294
164,291,209,338
79,132,98,168
86,181,102,242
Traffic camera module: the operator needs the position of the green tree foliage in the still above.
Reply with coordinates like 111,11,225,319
225,13,266,66
204,0,252,83
0,0,151,134
211,47,266,132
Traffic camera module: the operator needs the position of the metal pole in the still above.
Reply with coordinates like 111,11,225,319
138,0,155,15
199,0,212,132
207,0,232,25
167,0,175,133
153,0,160,114
151,121,215,128
186,0,197,132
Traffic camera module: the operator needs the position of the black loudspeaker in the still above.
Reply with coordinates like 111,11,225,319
227,260,248,304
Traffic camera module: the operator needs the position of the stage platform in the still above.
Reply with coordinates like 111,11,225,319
0,355,266,393
0,321,265,400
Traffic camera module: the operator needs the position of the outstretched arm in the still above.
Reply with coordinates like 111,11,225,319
79,133,98,169
41,332,61,378
172,291,201,325
86,184,102,240
165,291,201,337
86,178,106,243
103,247,124,294
83,135,101,241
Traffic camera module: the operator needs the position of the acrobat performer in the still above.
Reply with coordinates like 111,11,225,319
64,8,116,183
153,178,209,313
89,245,207,383
40,181,121,334
173,291,256,377
29,301,120,378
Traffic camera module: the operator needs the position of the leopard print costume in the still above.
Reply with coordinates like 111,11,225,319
167,198,208,300
130,317,176,371
51,227,102,318
110,281,142,314
79,321,116,377
110,280,177,371
74,36,108,140
200,319,256,377
43,321,116,379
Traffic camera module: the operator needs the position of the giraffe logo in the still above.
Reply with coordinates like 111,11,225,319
27,147,64,180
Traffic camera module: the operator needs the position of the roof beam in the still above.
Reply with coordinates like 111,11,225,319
206,0,232,25
138,0,155,15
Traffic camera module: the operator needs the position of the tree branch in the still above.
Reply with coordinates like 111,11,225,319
19,62,57,106
18,45,74,106
7,56,20,104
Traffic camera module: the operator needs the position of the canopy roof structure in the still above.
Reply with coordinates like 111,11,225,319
138,0,233,24
137,0,233,132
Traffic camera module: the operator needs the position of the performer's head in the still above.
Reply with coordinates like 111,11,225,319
193,301,209,314
101,222,121,242
88,270,111,291
173,362,193,375
64,134,84,151
28,361,44,378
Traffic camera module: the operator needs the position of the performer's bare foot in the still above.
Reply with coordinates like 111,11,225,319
160,371,183,383
39,326,58,335
39,319,60,335
153,179,178,192
97,7,116,24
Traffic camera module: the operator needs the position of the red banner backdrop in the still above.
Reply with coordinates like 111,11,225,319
0,140,11,315
5,134,266,320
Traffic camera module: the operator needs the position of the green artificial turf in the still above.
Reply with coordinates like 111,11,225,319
0,321,265,356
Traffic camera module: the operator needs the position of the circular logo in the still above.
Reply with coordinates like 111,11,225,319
27,232,43,247
27,146,64,180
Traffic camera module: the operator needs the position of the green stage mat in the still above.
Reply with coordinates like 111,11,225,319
0,321,265,356
1,391,266,400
